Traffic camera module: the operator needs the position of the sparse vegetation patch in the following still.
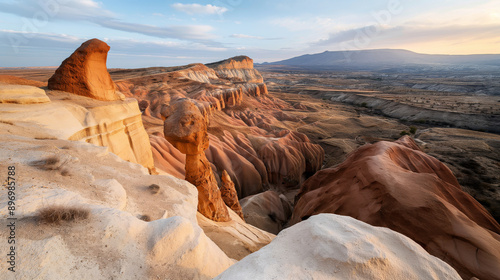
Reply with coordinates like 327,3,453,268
37,205,90,224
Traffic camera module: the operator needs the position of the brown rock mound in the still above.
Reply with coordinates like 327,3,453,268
163,99,230,222
220,170,244,220
290,136,500,280
240,190,293,234
48,39,120,101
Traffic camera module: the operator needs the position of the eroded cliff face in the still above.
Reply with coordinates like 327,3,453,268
206,56,264,84
114,62,268,117
0,86,155,173
113,56,323,199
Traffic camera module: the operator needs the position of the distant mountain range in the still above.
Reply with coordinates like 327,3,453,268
259,49,500,71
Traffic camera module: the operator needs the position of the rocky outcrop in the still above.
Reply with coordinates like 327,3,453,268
206,133,265,198
0,84,50,104
206,56,264,83
68,99,155,173
163,99,230,222
197,209,274,261
220,170,244,220
251,130,325,188
290,136,500,280
215,214,461,280
239,190,292,234
0,88,155,173
48,38,120,101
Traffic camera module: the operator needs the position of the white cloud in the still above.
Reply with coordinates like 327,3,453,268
171,3,228,15
0,0,115,21
230,34,264,40
96,20,216,41
311,24,500,54
0,0,220,43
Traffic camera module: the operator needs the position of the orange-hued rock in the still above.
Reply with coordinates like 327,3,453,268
150,135,185,179
220,170,244,220
251,130,324,188
206,56,264,84
163,99,230,222
48,39,120,101
206,133,264,198
290,136,500,280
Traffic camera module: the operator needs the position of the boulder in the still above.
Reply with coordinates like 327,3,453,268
48,39,120,101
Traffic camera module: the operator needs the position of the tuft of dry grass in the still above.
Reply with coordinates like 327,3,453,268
37,205,90,224
139,215,152,222
30,156,60,170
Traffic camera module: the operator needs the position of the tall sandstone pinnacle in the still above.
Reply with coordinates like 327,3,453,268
48,38,120,101
220,170,245,220
163,99,230,222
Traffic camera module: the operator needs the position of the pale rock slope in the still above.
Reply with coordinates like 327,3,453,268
0,87,155,173
215,214,461,280
0,83,50,104
0,134,233,279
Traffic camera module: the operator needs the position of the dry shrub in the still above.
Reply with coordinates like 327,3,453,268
38,205,90,224
30,156,60,170
148,184,160,194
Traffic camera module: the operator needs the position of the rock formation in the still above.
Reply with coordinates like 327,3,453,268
239,190,292,234
48,38,120,101
0,83,50,104
0,134,234,279
0,83,155,173
220,170,244,220
112,57,323,197
206,55,264,84
163,99,230,222
290,136,500,280
251,130,325,188
215,214,462,280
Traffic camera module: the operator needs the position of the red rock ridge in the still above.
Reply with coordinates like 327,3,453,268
290,135,500,280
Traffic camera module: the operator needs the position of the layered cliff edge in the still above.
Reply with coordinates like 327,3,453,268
0,83,155,173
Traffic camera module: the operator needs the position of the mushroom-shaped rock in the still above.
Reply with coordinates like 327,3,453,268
163,99,230,222
220,170,244,220
48,38,120,101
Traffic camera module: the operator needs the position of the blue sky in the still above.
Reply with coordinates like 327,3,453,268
1,0,499,67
